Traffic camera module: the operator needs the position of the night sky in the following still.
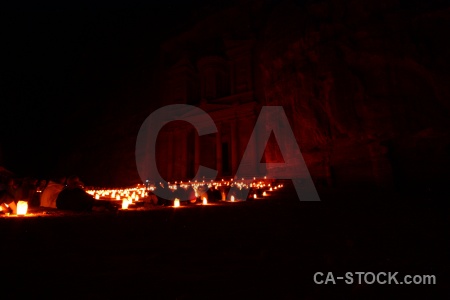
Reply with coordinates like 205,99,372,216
1,0,222,179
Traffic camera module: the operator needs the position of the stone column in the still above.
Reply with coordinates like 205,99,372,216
231,119,238,175
178,129,188,180
167,131,174,180
216,124,222,177
195,130,200,174
176,131,182,180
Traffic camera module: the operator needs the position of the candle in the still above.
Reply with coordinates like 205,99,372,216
253,194,257,199
230,196,235,202
122,199,129,210
202,197,207,205
17,201,28,215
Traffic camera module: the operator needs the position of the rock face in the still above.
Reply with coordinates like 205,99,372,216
57,0,450,191
256,0,450,190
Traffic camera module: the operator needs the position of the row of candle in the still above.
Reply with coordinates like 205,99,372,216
2,180,284,216
86,179,284,209
86,186,148,200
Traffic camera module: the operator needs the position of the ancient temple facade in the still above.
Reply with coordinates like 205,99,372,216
156,36,260,181
151,0,450,190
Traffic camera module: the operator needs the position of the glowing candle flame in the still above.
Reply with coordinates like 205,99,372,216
174,198,180,207
95,194,100,200
230,195,235,202
263,191,267,196
122,199,129,210
202,197,207,205
116,195,121,200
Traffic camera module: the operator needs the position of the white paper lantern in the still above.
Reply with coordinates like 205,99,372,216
17,201,28,216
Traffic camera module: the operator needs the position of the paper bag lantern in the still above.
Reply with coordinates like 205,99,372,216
17,201,28,216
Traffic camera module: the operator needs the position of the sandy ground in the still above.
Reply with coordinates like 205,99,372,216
0,183,448,299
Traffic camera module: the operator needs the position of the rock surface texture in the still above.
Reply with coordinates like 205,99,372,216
255,0,450,191
57,0,450,192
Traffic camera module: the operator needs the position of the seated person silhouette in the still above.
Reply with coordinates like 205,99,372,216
40,175,66,208
56,175,96,212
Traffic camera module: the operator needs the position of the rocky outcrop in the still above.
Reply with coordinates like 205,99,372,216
256,0,450,190
56,0,450,192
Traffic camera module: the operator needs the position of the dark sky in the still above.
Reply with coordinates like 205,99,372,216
1,0,220,178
